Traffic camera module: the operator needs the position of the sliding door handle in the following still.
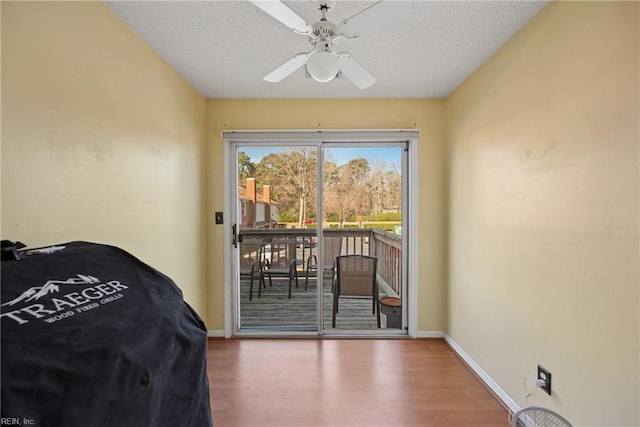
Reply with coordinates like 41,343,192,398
232,223,237,248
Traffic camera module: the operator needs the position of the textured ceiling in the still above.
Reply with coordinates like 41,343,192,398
104,0,546,99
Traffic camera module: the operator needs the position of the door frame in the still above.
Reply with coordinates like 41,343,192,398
222,130,420,337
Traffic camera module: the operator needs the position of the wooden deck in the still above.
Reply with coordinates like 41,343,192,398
238,273,394,331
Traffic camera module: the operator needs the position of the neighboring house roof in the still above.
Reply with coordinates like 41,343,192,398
238,186,278,205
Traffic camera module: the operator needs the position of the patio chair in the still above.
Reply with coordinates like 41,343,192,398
239,237,265,301
332,254,380,328
304,235,342,290
262,238,300,299
511,406,572,427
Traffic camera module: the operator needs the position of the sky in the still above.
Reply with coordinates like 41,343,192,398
240,146,402,170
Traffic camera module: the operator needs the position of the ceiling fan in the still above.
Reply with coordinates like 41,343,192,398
250,0,414,89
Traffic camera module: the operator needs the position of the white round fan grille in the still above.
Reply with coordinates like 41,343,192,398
511,406,572,427
312,22,337,40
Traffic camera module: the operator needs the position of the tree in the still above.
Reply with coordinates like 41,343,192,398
369,162,386,216
323,160,352,226
287,148,317,227
323,158,370,227
239,148,401,227
346,158,370,227
368,160,401,216
237,151,256,186
254,148,317,226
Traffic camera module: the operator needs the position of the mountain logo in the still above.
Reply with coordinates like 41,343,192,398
1,274,100,307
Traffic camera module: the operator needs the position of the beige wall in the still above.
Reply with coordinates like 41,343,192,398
446,2,639,425
1,2,207,318
205,99,447,331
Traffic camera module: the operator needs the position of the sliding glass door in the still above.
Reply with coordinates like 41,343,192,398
234,144,318,331
320,145,405,332
227,132,411,336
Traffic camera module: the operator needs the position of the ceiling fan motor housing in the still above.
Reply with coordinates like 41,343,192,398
311,21,338,44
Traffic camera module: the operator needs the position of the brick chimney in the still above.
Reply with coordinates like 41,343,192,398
263,185,271,205
263,185,271,228
246,178,256,203
246,178,257,228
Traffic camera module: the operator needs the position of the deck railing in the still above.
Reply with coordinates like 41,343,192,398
238,227,402,297
370,229,402,297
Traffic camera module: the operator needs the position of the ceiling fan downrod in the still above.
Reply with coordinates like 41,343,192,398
319,3,330,21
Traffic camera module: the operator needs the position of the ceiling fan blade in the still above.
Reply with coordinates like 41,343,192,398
337,54,376,90
264,53,310,83
250,1,311,35
339,0,414,39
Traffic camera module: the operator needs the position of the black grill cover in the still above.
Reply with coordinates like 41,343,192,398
1,241,213,427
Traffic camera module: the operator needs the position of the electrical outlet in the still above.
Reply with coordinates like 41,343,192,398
537,365,552,395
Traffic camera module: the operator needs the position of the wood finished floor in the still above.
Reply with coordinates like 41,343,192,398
207,338,509,427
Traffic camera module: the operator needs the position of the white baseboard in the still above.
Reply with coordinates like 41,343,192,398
413,330,445,338
444,333,517,413
207,329,225,337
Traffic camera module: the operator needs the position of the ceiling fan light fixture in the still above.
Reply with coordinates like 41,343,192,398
306,51,339,83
